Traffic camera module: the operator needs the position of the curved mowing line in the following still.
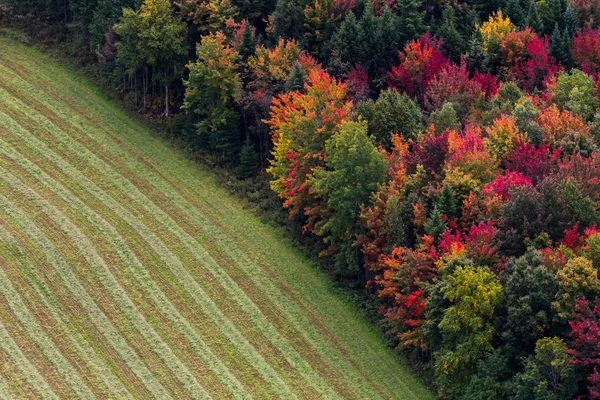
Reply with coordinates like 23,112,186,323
0,139,252,400
0,257,96,398
0,81,350,400
0,77,394,399
0,108,300,398
0,224,135,400
0,192,172,399
0,162,210,400
0,318,58,400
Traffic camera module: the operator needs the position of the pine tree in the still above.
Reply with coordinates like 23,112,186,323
438,7,465,61
271,0,304,40
551,23,566,65
526,0,544,34
547,0,563,32
376,8,401,74
285,62,306,92
564,5,578,36
562,27,573,70
395,0,425,45
425,207,446,238
238,20,256,61
327,11,364,69
359,1,378,74
438,183,458,219
505,0,526,28
467,35,485,72
237,138,259,179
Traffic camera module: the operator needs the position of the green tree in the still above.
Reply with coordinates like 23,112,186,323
184,32,242,160
553,69,598,121
467,35,485,72
504,0,526,28
115,0,187,116
139,0,187,116
311,121,388,272
357,89,423,149
437,7,465,61
326,11,364,72
433,265,503,398
438,183,458,219
563,5,578,36
526,0,544,34
550,24,570,69
237,138,259,179
238,20,256,61
429,102,460,134
498,250,557,362
462,350,513,400
425,207,446,238
285,61,306,92
394,0,425,45
511,337,577,400
552,256,600,321
271,0,304,41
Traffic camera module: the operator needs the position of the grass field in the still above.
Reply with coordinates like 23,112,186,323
0,31,432,399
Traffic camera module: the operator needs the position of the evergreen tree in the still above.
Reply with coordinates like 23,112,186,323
550,23,567,66
285,62,306,92
438,183,458,219
395,0,425,45
438,7,465,61
327,11,364,70
358,1,378,74
237,138,259,179
562,27,573,70
504,0,526,28
425,207,446,238
375,8,401,76
467,35,485,72
526,0,544,34
238,20,256,61
564,5,578,36
547,0,563,33
271,0,304,41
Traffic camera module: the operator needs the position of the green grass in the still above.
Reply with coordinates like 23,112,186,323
0,31,433,399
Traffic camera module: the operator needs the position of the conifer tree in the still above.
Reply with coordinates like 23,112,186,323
438,183,458,219
562,27,573,70
271,0,304,40
526,0,544,34
467,36,485,72
327,11,364,70
285,62,306,92
376,7,401,75
237,138,259,179
438,7,465,61
563,5,578,36
425,207,446,238
238,20,256,61
505,0,526,28
551,23,566,65
395,0,425,45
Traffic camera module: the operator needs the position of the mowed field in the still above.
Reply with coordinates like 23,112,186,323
0,32,431,399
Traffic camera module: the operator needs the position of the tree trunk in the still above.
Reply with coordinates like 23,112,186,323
165,84,169,117
63,0,69,25
134,73,138,105
143,70,147,109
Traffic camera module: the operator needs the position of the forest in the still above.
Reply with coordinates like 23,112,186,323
5,0,600,398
